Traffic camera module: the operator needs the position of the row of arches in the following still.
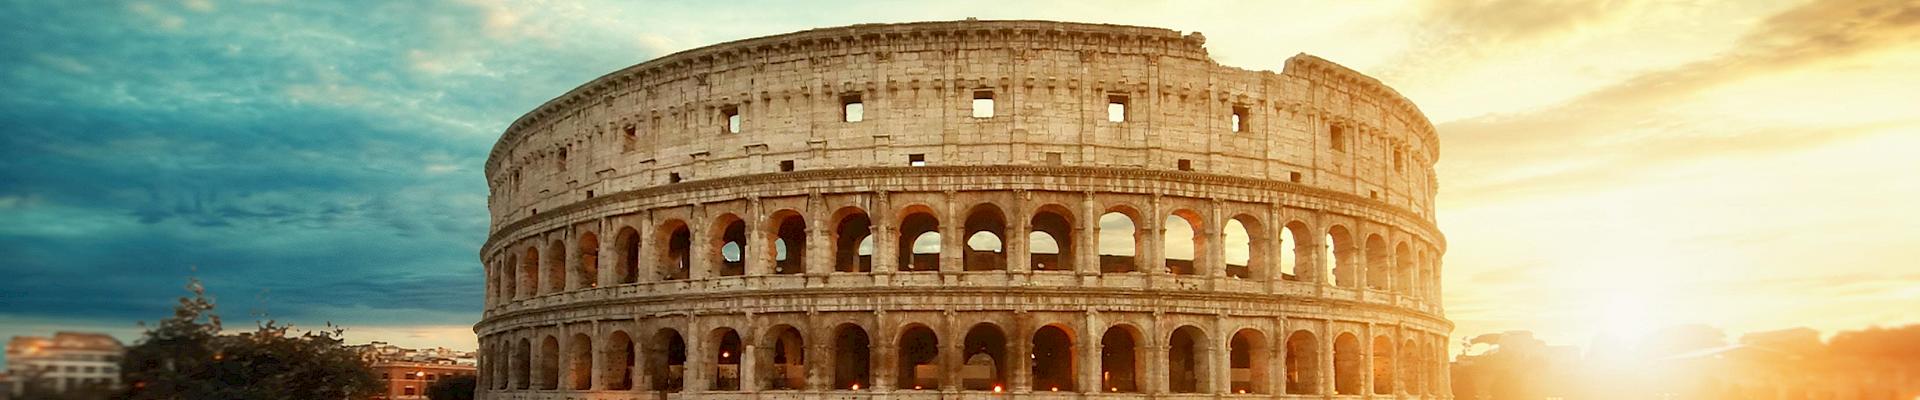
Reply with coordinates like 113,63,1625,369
481,320,1444,396
487,199,1442,306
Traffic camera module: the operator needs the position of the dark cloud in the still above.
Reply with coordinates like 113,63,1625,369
0,1,661,338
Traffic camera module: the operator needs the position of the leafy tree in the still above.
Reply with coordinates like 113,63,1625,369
426,374,477,400
119,279,381,400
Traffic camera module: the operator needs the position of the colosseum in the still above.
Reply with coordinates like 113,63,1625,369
476,20,1450,400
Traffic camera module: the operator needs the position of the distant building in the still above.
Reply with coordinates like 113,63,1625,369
353,342,477,399
4,332,125,397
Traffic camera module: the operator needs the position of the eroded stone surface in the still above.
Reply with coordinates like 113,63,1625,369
475,19,1451,400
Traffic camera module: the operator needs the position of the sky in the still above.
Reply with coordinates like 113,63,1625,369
2,0,1916,363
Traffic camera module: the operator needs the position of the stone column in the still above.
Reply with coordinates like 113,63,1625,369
805,193,830,277
684,322,708,393
1205,200,1225,280
1077,192,1100,276
1011,312,1033,393
1009,191,1032,274
1146,195,1166,275
1078,312,1101,394
941,310,962,391
740,341,759,392
747,197,771,277
689,204,710,281
939,191,963,274
590,322,604,391
873,192,897,274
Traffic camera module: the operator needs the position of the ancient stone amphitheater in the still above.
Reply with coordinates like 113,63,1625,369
477,20,1449,400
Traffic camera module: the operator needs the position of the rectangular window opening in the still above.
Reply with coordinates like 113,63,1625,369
1330,125,1346,152
779,160,795,172
1045,151,1063,166
721,106,741,134
1289,171,1302,183
1232,105,1250,133
1394,149,1406,172
669,172,683,183
1107,94,1128,123
908,153,926,167
972,90,995,118
622,125,638,152
1177,159,1193,171
586,190,595,199
842,94,864,122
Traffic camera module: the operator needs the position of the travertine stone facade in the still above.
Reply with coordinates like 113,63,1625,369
476,20,1450,400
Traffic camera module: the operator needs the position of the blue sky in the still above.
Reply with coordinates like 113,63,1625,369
4,0,1917,364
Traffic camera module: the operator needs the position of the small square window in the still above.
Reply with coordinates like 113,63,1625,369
908,154,926,167
1289,171,1302,183
779,160,795,172
972,90,995,118
1370,190,1379,199
669,172,683,183
1177,159,1193,171
1045,152,1062,166
721,106,741,134
1107,94,1128,122
1231,105,1250,132
586,190,595,199
842,94,864,122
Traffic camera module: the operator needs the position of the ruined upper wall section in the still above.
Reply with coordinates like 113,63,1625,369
482,19,1443,226
486,20,1212,176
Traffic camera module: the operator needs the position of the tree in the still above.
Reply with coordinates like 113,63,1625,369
119,279,381,400
426,374,477,400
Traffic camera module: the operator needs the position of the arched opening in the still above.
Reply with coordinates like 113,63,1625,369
962,204,1007,271
615,226,640,284
1401,338,1420,395
1163,213,1202,275
961,323,1008,391
714,216,748,277
832,324,872,390
1100,325,1144,393
1168,325,1208,393
648,329,686,392
832,208,873,272
1230,329,1269,394
1334,333,1361,395
1280,222,1309,281
711,328,742,391
546,240,565,294
1285,331,1318,394
1031,325,1075,392
658,221,691,281
513,338,531,389
1365,235,1389,291
605,331,634,390
569,333,592,390
577,232,599,289
493,341,509,390
1097,211,1140,273
539,335,560,390
1224,216,1264,279
1372,335,1394,395
520,246,540,298
897,325,940,390
769,211,806,274
1326,226,1357,288
763,325,806,390
1029,206,1076,271
897,209,941,272
1395,243,1414,295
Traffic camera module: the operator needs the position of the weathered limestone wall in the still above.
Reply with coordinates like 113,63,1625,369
476,20,1452,400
